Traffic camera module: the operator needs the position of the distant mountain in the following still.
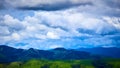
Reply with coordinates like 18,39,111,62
50,48,91,60
0,45,24,63
0,45,120,63
0,45,91,63
77,47,120,58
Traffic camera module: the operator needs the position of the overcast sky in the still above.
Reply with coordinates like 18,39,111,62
0,0,120,49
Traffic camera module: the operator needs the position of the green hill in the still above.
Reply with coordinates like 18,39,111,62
0,58,120,68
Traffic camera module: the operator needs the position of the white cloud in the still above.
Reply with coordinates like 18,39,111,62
34,10,119,35
46,32,60,39
48,44,63,49
11,33,21,41
2,14,25,31
0,3,120,49
0,26,10,36
103,16,120,29
0,14,25,44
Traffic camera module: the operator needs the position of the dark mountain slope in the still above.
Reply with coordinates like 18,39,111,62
78,47,120,58
50,48,91,60
0,45,91,63
0,45,24,62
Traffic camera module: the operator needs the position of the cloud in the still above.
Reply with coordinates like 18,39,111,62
103,16,120,29
0,14,25,44
5,0,93,11
3,15,25,31
1,0,120,18
0,0,5,9
46,32,60,39
24,10,120,48
17,2,92,11
0,26,10,36
0,0,118,17
0,0,120,49
0,15,25,34
34,11,120,35
104,0,120,9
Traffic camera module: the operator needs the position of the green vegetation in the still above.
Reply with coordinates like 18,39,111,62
0,59,120,68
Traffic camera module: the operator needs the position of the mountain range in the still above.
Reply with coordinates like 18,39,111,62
0,45,120,63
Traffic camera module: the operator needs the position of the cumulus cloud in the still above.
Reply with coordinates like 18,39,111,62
34,11,120,36
103,16,120,29
0,0,120,49
3,15,25,31
0,26,10,36
0,14,25,44
0,9,120,49
46,32,60,39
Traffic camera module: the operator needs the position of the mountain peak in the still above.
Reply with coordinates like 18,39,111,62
53,47,66,51
28,48,35,50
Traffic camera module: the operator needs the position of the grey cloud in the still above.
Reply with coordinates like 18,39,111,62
0,0,5,9
1,0,120,17
40,22,69,32
4,0,94,11
105,0,120,9
17,2,92,11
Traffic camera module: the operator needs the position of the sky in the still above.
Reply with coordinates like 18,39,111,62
0,0,120,49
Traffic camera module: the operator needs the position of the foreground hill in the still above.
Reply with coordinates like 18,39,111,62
0,59,120,68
